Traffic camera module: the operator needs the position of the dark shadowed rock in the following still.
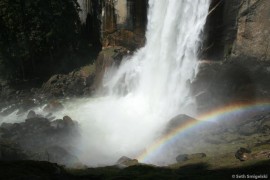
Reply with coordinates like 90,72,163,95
27,110,37,119
41,64,96,97
63,116,74,126
0,140,28,161
235,147,251,161
165,114,198,134
176,154,189,163
0,115,79,165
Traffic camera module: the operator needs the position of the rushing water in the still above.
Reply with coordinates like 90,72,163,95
1,0,210,166
69,0,210,166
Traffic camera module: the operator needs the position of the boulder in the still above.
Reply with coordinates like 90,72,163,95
0,115,79,165
176,154,189,163
235,147,251,161
165,114,198,134
116,156,139,167
27,110,37,119
41,64,96,97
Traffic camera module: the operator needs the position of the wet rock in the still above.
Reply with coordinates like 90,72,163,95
63,116,74,126
41,64,96,97
165,114,198,134
0,115,79,165
235,147,251,161
116,156,139,167
94,47,129,90
176,154,189,163
191,58,270,115
50,116,76,130
27,110,37,119
43,100,64,113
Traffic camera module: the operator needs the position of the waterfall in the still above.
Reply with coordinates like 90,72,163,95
1,0,210,166
104,0,210,116
60,0,210,166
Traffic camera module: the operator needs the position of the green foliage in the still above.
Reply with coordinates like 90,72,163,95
0,0,81,79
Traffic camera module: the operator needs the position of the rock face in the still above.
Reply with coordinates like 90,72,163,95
191,60,270,112
101,0,147,50
78,0,103,50
232,0,270,61
41,64,96,97
203,0,270,61
0,115,79,166
77,0,147,51
94,46,129,90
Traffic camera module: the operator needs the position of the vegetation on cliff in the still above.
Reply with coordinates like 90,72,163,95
0,0,97,81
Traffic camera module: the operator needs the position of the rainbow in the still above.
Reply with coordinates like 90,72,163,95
137,101,270,163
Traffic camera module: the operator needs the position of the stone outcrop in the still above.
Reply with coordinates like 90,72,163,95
41,64,96,97
94,46,129,90
116,156,139,168
191,60,270,112
101,0,147,50
0,115,79,166
202,0,270,61
231,0,270,61
77,0,147,51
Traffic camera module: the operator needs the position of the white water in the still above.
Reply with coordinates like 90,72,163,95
1,0,210,166
70,0,210,166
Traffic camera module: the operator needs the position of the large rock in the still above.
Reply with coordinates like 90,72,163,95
165,114,198,134
41,64,96,97
235,147,251,161
116,156,139,168
0,116,79,165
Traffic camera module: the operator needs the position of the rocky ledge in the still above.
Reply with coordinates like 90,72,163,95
0,112,80,166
